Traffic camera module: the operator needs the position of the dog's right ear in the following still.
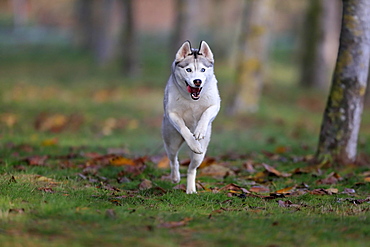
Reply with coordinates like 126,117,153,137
175,41,192,63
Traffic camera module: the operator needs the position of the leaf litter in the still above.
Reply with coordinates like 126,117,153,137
7,142,370,209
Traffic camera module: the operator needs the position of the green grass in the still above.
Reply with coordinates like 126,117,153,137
1,45,370,247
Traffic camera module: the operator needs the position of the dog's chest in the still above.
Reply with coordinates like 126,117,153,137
172,99,207,129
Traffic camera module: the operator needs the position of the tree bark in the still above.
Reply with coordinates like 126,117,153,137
93,0,116,66
121,0,139,77
228,0,273,114
75,0,94,50
299,0,341,89
316,0,370,165
171,0,197,54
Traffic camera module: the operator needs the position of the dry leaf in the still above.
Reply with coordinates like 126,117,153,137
157,156,170,169
9,208,25,214
200,164,235,178
139,179,152,190
158,218,192,228
262,163,291,177
275,185,296,194
250,186,270,193
37,187,55,193
199,157,217,169
24,155,48,166
278,200,301,208
316,172,342,185
110,156,136,166
219,183,250,194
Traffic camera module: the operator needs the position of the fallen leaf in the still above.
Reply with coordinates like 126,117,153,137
262,163,291,177
347,197,370,205
275,185,296,194
37,187,55,193
199,157,217,169
157,156,170,169
278,200,301,208
310,188,338,195
250,186,270,193
316,172,342,185
9,208,25,214
139,179,153,190
23,155,48,166
110,156,136,166
275,146,289,154
200,164,235,178
173,184,186,192
243,160,256,173
158,218,192,228
219,183,250,194
341,188,356,194
41,138,58,146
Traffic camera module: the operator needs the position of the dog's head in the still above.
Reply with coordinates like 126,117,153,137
173,41,214,100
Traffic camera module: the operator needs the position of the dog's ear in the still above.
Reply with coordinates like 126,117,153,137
198,41,214,63
175,41,192,63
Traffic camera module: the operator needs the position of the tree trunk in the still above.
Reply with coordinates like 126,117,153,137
316,0,370,165
93,0,116,66
121,0,139,77
228,0,273,114
299,0,341,89
171,0,197,54
75,0,94,50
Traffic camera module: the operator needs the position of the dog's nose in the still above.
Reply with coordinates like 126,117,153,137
193,79,202,87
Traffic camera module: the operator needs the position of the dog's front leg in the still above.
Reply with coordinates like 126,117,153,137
193,104,220,140
168,112,203,154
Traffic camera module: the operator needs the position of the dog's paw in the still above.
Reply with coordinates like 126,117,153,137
186,188,197,194
193,127,207,141
189,141,203,154
171,170,180,183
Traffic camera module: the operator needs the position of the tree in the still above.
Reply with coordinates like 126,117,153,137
171,0,197,54
299,0,341,89
316,0,370,165
75,0,94,50
120,0,139,77
93,0,116,66
228,0,273,114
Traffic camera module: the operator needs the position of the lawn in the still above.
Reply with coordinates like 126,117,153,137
1,45,370,247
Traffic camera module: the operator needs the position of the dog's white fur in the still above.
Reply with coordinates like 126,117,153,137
162,41,220,194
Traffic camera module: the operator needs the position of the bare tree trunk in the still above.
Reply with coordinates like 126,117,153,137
75,0,94,50
228,0,273,115
299,0,341,89
171,0,197,53
93,0,116,66
316,0,370,165
121,0,139,77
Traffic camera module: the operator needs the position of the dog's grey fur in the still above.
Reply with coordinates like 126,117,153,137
162,41,220,194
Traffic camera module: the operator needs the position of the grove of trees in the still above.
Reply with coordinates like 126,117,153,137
6,0,370,166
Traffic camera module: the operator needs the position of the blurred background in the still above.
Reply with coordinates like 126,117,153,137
1,0,368,157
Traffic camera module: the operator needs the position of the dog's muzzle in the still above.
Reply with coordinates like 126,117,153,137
186,81,202,100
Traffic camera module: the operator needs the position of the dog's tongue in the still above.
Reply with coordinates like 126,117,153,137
187,85,201,94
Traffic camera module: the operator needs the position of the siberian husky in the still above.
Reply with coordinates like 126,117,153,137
162,40,221,194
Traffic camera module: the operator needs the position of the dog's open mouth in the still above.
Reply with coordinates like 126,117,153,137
186,82,202,100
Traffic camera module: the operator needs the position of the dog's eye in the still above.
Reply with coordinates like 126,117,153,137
201,68,206,72
186,68,192,72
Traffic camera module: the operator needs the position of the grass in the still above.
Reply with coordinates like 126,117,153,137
1,44,370,247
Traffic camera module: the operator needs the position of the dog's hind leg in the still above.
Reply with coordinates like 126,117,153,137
163,128,184,184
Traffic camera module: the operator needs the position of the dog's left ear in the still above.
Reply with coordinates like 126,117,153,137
198,41,214,63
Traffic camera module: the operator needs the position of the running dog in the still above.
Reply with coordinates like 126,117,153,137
162,40,220,194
